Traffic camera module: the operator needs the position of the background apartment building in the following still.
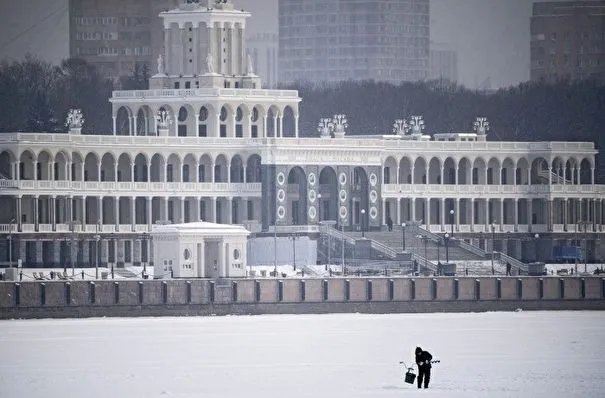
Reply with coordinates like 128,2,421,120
68,0,180,82
246,33,279,88
278,0,430,85
530,1,605,83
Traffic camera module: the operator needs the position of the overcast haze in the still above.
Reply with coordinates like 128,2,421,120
0,0,580,89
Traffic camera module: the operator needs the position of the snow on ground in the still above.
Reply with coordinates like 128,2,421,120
1,311,604,398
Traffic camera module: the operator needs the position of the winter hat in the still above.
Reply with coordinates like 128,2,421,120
415,347,422,354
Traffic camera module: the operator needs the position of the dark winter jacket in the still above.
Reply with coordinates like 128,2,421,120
415,347,433,369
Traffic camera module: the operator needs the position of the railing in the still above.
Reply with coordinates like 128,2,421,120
382,183,605,196
369,239,398,259
538,169,570,184
111,88,300,100
496,252,528,273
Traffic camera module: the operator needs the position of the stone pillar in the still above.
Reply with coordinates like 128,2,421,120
53,240,61,268
82,240,90,267
147,197,152,229
425,198,430,229
134,239,142,266
17,196,22,231
528,199,533,232
563,199,568,231
131,196,136,231
19,239,27,266
82,196,87,228
115,197,120,230
117,239,125,267
455,198,460,231
101,239,109,267
227,198,233,224
34,195,39,231
499,198,504,230
514,198,519,232
50,196,56,231
35,241,43,267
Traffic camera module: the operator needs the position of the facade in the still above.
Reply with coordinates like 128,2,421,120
68,0,180,81
278,0,430,85
1,0,604,270
429,42,458,83
246,33,279,89
152,221,249,279
531,1,605,83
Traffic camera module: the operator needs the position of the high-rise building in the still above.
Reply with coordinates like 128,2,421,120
429,42,458,83
530,1,605,83
278,0,430,85
246,33,279,88
68,0,180,81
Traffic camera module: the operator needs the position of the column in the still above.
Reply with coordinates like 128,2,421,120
396,198,401,225
164,27,171,74
272,115,278,137
563,199,568,231
425,198,430,229
53,241,61,268
411,198,416,222
131,197,136,231
101,239,109,266
17,196,22,231
484,198,490,228
82,196,87,227
499,198,504,230
98,196,103,224
34,195,39,231
147,197,152,230
112,116,117,135
164,197,169,223
180,197,186,223
548,199,554,232
210,197,217,222
279,115,283,137
262,115,268,137
227,198,233,224
294,115,299,138
134,239,142,265
455,198,460,231
514,198,519,232
194,197,201,222
35,241,43,267
50,196,56,231
470,198,475,232
115,197,120,230
528,199,533,232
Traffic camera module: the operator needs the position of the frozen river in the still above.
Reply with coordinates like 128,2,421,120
1,311,604,398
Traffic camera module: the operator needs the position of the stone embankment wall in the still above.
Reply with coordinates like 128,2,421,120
1,277,604,319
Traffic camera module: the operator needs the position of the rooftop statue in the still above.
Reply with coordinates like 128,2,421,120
157,54,165,75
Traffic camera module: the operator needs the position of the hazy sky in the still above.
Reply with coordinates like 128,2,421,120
0,0,574,89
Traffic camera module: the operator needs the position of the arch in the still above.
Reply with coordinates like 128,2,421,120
234,104,248,138
551,156,566,184
71,152,84,181
282,105,296,137
54,151,70,181
383,156,397,184
84,152,100,181
457,157,472,185
267,105,280,137
287,166,307,225
134,106,152,136
134,153,149,182
166,153,182,182
177,104,196,137
250,104,266,138
428,157,441,184
115,106,132,135
197,104,216,137
218,104,234,138
443,157,456,184
100,152,116,182
0,150,16,179
516,158,530,185
501,157,515,185
399,156,413,184
318,166,338,222
117,153,132,182
37,150,52,180
214,154,228,182
530,157,549,185
487,157,500,185
472,157,486,185
413,157,427,184
245,154,262,183
182,154,197,183
230,154,244,183
199,154,213,182
150,153,165,182
579,158,592,184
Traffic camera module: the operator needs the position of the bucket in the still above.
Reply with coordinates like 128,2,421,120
404,368,416,384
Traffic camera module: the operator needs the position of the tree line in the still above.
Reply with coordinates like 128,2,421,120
1,57,603,181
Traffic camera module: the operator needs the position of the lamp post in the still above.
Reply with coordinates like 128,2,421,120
490,222,496,275
401,222,406,252
67,220,78,276
94,233,100,279
534,233,540,263
449,209,455,237
444,232,450,263
7,218,14,268
289,233,299,271
317,193,322,222
360,209,366,238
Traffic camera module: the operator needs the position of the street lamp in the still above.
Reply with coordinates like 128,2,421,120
67,220,78,276
490,222,496,275
7,218,15,268
360,209,366,238
444,233,450,263
534,233,540,263
341,221,345,276
289,233,299,271
401,223,406,252
449,209,455,237
317,193,322,222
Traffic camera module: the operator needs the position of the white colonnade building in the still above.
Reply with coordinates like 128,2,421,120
0,0,604,269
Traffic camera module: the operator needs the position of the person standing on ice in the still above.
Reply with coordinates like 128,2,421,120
415,346,433,389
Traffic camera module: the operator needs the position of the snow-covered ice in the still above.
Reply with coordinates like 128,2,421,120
1,311,604,398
